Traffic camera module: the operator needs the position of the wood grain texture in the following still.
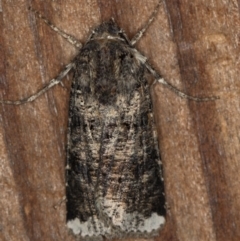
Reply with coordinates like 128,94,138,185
0,0,239,241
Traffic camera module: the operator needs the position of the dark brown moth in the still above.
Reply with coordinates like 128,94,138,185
65,18,166,239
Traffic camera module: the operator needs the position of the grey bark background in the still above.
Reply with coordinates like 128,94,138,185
0,0,239,241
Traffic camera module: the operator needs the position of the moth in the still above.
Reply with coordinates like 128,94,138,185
1,1,218,240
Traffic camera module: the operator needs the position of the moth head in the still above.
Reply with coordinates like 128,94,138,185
88,18,130,44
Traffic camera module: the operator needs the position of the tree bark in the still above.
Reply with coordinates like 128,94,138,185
0,0,239,241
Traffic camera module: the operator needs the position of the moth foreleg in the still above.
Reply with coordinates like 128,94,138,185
0,62,74,105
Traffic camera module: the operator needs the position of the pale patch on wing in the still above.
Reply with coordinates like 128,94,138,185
67,217,111,238
67,209,165,238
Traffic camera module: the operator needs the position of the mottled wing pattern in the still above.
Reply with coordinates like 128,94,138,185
66,21,165,240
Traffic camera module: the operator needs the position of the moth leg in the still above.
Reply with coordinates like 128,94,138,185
0,63,74,105
29,7,82,49
130,0,161,46
144,62,219,101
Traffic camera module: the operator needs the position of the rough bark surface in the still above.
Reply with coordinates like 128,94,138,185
0,0,239,241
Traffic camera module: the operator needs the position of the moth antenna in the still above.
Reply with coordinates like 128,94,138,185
131,0,162,45
28,7,82,48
